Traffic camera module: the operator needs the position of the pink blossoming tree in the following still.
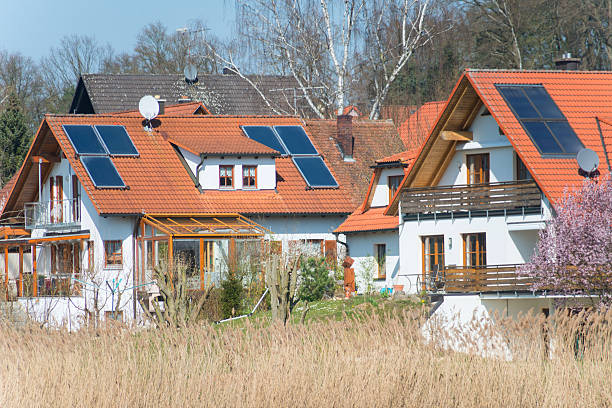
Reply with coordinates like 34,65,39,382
519,176,612,302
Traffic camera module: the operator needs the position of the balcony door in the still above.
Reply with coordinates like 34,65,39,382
463,233,486,267
467,153,489,185
422,235,444,290
49,176,63,223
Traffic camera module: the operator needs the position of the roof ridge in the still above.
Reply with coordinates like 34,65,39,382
466,68,612,74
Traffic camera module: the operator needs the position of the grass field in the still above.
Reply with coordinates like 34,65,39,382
1,304,611,407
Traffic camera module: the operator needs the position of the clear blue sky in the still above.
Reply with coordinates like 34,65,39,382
0,0,235,61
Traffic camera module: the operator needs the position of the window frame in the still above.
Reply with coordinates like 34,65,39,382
466,153,490,185
515,153,533,181
421,235,445,289
242,165,257,189
374,243,386,280
219,165,234,189
104,240,123,268
387,175,403,203
462,233,487,267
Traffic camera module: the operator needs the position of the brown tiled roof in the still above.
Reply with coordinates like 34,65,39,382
0,173,18,216
303,119,406,207
71,73,314,116
379,105,417,126
398,101,445,152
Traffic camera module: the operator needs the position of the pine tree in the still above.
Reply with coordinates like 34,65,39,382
0,92,32,185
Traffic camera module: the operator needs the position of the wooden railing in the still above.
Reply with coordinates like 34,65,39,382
400,180,541,215
441,265,533,293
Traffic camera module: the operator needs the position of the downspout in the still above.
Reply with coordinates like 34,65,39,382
132,215,141,321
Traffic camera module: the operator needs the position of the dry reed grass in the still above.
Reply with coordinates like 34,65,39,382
0,308,611,407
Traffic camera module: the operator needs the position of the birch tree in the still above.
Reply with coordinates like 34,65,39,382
203,0,434,119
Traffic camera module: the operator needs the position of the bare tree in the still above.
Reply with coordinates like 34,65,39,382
42,35,112,93
365,0,435,119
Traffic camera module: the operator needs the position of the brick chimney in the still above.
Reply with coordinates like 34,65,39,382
554,53,581,70
336,115,354,159
157,99,166,115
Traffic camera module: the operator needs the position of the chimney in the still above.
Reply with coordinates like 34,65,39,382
336,115,354,160
554,53,581,70
223,67,238,75
157,99,166,115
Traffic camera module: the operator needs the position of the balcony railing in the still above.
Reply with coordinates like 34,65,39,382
24,199,80,230
400,180,541,217
421,264,534,293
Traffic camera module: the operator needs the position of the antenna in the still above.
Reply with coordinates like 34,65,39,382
577,148,599,175
139,95,159,120
139,95,159,131
184,64,198,83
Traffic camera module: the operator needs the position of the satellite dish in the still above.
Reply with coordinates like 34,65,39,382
138,95,159,120
184,64,198,83
577,148,599,173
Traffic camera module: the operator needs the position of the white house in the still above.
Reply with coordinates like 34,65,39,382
0,108,405,326
341,68,612,321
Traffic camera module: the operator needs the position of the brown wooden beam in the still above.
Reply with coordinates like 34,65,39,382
18,246,23,297
32,245,37,297
440,130,473,141
31,154,60,164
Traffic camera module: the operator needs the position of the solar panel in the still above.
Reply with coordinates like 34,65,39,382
95,125,139,156
63,125,107,155
496,85,583,155
80,156,125,188
293,156,338,187
274,126,318,155
497,87,538,119
523,87,564,119
242,126,287,154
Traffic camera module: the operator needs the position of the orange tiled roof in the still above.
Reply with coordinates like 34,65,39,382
342,105,362,117
398,101,445,152
334,206,398,233
6,114,361,216
376,150,418,165
0,173,18,216
466,69,612,205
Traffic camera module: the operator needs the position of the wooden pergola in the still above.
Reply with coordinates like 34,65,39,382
136,213,270,290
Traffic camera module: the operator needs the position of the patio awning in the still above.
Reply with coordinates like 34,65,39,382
141,213,271,237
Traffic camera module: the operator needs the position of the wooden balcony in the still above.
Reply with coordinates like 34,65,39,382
401,180,541,217
424,265,534,293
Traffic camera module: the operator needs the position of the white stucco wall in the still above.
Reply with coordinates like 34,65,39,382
370,168,405,207
255,215,346,243
21,157,138,327
397,105,554,294
344,230,400,294
178,147,276,190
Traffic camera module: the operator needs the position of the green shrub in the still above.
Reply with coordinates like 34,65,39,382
298,257,335,303
220,274,244,319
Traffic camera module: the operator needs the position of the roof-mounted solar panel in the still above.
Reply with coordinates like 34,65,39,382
94,125,139,156
242,126,287,155
274,126,318,155
80,156,125,188
496,84,584,155
293,156,338,188
63,125,107,155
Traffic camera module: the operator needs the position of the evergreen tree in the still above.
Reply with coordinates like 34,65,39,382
0,92,31,185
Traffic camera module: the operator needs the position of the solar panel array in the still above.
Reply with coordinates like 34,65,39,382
241,125,338,188
62,124,136,188
496,85,584,155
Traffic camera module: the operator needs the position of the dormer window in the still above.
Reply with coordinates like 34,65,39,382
243,165,257,189
220,165,234,188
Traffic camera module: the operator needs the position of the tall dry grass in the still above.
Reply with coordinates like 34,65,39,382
0,309,611,407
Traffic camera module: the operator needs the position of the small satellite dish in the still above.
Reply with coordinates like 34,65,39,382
577,148,599,173
138,95,159,120
184,64,198,83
